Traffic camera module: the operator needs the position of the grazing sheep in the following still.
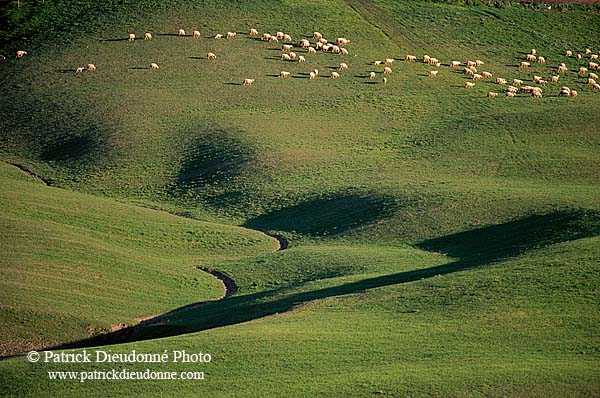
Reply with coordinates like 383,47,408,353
331,45,341,53
467,60,476,67
591,54,599,60
594,83,600,91
307,46,316,54
559,87,571,96
520,85,535,93
531,48,537,56
590,72,599,80
282,44,293,51
289,52,297,60
338,62,348,70
551,75,559,83
313,69,319,76
322,44,332,52
577,53,582,60
269,36,279,43
496,78,507,85
150,63,159,69
280,71,291,78
336,38,350,46
513,78,523,86
243,78,255,86
330,71,340,79
507,91,515,98
464,82,475,89
369,72,376,79
406,55,417,62
298,55,306,63
481,71,493,79
526,54,537,61
537,79,548,86
226,31,236,39
281,54,291,61
520,61,530,68
275,32,284,39
193,30,201,38
531,88,543,98
428,57,439,65
566,50,573,57
16,50,28,58
128,33,136,41
215,34,224,39
340,48,349,56
384,67,392,74
557,65,567,74
250,28,259,36
469,66,478,73
428,70,439,78
487,92,498,98
533,75,542,82
589,62,599,69
87,63,96,71
309,71,316,79
475,60,484,66
385,58,394,65
570,90,578,97
284,34,293,42
313,32,322,39
383,77,388,85
299,39,310,48
319,38,328,44
451,61,461,68
423,55,431,63
588,78,597,86
75,67,85,74
585,48,592,55
473,73,482,80
144,32,152,40
178,29,186,36
374,60,382,66
537,56,545,64
262,33,272,41
464,68,474,75
435,62,441,67
207,52,217,60
506,86,518,93
579,67,588,74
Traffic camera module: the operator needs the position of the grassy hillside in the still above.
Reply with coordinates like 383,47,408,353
0,0,599,397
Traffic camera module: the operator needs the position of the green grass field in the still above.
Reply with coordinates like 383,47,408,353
1,0,599,397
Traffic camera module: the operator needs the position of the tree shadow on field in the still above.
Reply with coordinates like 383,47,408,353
47,209,600,350
244,193,397,237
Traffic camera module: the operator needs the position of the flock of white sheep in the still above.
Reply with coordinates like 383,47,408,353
12,27,600,99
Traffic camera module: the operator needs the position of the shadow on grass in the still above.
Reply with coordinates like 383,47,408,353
49,209,600,350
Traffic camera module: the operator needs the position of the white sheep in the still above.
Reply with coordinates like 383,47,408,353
215,34,224,39
531,48,537,56
193,30,201,38
319,38,328,44
338,62,348,70
526,54,537,61
385,58,394,65
531,88,543,98
464,68,474,75
496,78,507,85
340,48,349,56
298,55,306,63
428,57,439,65
579,67,588,74
243,78,255,86
262,33,272,41
588,78,597,86
551,75,559,83
16,50,28,58
128,33,136,41
283,34,293,42
469,66,478,73
473,73,482,80
383,77,388,85
590,72,599,80
374,61,382,66
428,70,439,78
594,83,600,91
507,91,516,98
557,65,567,74
75,67,85,74
423,55,431,63
520,61,530,68
369,72,376,79
280,71,291,78
282,44,293,51
281,54,291,61
566,50,573,57
451,61,461,68
269,36,279,43
464,82,475,89
559,87,571,96
481,72,493,79
537,56,545,64
307,47,316,54
150,63,159,69
87,63,96,71
144,32,152,40
589,62,599,69
406,55,417,62
299,39,310,48
467,60,476,67
591,54,599,60
330,71,340,79
309,71,316,79
336,37,350,46
513,79,523,86
289,52,297,60
475,60,484,66
313,32,322,39
250,28,259,36
226,31,236,39
570,90,578,97
384,67,392,74
313,69,319,76
331,45,341,53
207,52,217,60
487,92,498,98
577,53,582,60
585,48,592,55
275,31,284,39
178,29,186,36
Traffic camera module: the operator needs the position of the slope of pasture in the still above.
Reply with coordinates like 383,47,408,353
0,162,277,355
1,0,598,239
1,211,598,397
